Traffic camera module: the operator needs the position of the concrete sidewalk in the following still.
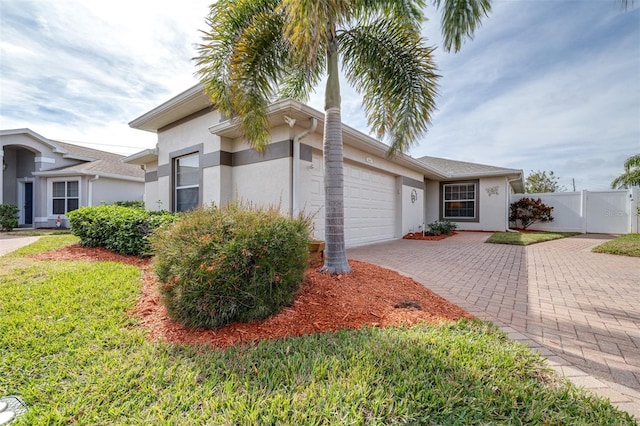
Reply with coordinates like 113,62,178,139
0,234,40,257
349,232,640,419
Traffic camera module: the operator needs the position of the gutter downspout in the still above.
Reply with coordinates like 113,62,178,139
289,117,317,216
88,175,100,206
505,176,521,232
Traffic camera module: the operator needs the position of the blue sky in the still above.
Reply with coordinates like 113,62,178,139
1,0,638,190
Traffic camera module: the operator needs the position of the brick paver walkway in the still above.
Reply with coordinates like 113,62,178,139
348,232,640,419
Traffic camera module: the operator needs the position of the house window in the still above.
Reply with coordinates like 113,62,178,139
443,182,477,219
52,181,79,214
174,153,199,212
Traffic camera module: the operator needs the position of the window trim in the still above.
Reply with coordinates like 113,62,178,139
49,178,81,216
439,180,480,223
172,151,201,212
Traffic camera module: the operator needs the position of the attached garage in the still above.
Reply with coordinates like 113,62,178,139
125,87,526,249
308,154,397,247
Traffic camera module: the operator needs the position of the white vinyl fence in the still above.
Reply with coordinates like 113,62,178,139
510,187,639,234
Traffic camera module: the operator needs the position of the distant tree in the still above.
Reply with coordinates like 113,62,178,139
525,170,565,193
610,154,640,189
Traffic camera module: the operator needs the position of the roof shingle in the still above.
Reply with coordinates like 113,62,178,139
417,155,521,178
46,141,144,179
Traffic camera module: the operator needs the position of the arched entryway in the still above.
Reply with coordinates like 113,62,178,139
2,145,38,227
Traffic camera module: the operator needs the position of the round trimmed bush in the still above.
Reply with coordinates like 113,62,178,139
152,203,311,329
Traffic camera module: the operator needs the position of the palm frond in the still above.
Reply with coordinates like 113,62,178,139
623,153,640,171
196,0,290,150
279,0,351,70
351,0,426,26
340,18,439,155
433,0,491,52
279,56,325,101
611,153,640,188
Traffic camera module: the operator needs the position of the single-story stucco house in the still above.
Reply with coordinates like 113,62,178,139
1,128,144,228
125,85,524,247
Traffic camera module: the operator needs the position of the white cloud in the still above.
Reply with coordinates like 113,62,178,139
1,0,210,152
0,0,638,191
408,1,640,190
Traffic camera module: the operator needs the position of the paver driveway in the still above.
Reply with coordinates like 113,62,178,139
348,232,640,418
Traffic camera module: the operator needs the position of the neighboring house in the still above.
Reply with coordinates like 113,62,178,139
1,129,144,228
125,85,524,247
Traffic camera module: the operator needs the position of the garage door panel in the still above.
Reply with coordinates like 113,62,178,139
309,157,397,247
343,162,396,246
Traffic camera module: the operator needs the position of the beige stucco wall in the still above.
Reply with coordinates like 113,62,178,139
231,158,291,212
401,182,424,235
91,178,143,206
2,148,18,203
202,166,226,208
156,175,171,211
141,160,160,210
465,176,509,231
424,176,510,231
155,110,222,210
301,135,424,183
143,180,160,210
230,123,292,153
296,133,322,217
424,180,440,225
157,111,222,160
154,112,297,212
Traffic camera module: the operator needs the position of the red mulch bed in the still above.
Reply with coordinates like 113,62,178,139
402,232,456,241
31,244,472,349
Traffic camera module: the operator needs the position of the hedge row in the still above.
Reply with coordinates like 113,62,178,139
67,205,175,256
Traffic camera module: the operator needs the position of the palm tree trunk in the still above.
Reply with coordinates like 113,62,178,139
319,31,351,275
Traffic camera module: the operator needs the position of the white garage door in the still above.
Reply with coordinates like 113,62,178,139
308,155,397,247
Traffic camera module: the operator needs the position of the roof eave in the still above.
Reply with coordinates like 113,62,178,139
129,84,211,133
446,170,523,179
122,148,159,165
444,169,525,191
62,154,96,162
209,99,448,180
208,98,325,137
1,128,68,154
32,170,144,182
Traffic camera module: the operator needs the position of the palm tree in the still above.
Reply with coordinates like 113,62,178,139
611,154,640,189
195,0,490,274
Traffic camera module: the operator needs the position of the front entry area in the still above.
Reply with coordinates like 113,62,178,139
18,180,34,227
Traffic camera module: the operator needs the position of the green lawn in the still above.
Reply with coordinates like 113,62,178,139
486,231,581,246
592,233,640,257
0,229,73,237
0,236,635,424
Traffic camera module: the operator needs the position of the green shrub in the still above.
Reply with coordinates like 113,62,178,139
509,197,554,230
425,220,457,236
112,200,145,209
152,203,311,329
0,204,19,231
67,205,175,256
